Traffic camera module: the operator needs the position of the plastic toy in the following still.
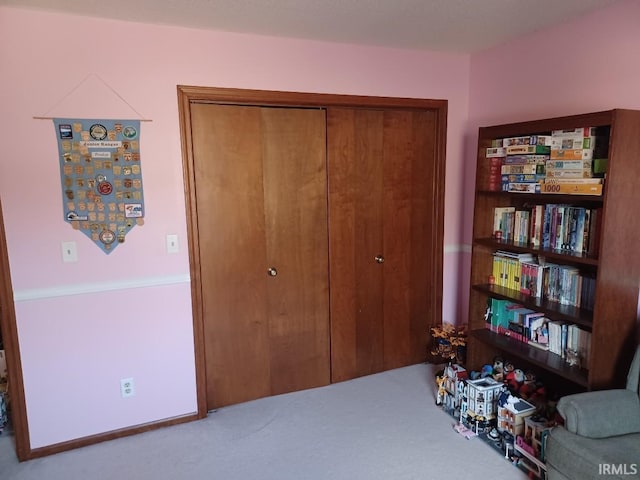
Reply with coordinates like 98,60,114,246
435,373,447,405
492,356,504,381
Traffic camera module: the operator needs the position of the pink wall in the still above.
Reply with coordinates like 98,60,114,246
459,0,640,322
0,7,471,448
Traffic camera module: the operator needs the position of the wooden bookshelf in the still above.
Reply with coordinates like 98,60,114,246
468,109,640,392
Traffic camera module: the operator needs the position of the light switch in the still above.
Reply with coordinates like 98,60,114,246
166,234,179,254
62,241,78,263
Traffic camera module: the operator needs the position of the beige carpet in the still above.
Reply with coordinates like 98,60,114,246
0,363,528,479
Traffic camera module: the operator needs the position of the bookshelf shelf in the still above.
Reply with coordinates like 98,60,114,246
469,329,589,387
468,109,640,392
472,284,594,329
474,237,599,266
476,190,605,205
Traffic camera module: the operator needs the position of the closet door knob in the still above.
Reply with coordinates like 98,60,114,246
374,255,385,264
267,267,278,277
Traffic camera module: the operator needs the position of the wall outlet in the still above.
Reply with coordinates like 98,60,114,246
120,377,135,398
61,241,78,263
166,234,179,254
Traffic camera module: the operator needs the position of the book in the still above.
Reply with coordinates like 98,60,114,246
515,210,531,244
545,169,594,179
551,136,596,150
501,164,544,175
486,147,507,157
524,311,546,337
507,145,551,155
478,155,504,191
528,315,549,348
493,207,516,238
547,321,565,356
520,262,546,298
545,159,593,170
550,148,594,160
501,174,544,183
551,127,598,138
503,135,553,147
504,154,549,164
543,178,602,184
494,250,535,261
529,205,544,248
488,298,511,332
504,182,542,193
573,208,587,253
541,204,555,249
567,324,591,367
540,182,603,195
593,158,608,175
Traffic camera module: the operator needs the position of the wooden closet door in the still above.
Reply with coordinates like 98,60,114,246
327,108,385,382
261,108,330,395
327,107,437,382
382,109,437,369
190,104,329,410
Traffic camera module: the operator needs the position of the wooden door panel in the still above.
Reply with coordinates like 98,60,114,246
329,108,437,380
381,110,413,369
408,111,437,364
190,103,271,409
328,108,385,382
262,108,330,394
382,110,437,369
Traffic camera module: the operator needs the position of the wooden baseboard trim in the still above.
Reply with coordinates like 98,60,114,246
21,412,201,461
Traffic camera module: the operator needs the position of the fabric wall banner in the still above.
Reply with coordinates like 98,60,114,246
53,119,145,254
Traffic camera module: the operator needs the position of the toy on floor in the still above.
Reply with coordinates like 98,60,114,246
435,373,447,405
454,422,477,439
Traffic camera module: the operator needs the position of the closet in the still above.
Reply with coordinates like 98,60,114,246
0,198,27,459
178,87,447,412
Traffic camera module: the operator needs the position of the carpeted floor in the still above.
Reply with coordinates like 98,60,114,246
0,363,528,479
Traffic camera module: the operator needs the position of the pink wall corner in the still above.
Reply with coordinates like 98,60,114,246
0,7,471,447
457,0,640,323
469,0,640,125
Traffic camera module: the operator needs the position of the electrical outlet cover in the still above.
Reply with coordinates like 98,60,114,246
120,377,135,398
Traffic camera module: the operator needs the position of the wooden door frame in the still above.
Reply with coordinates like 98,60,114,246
0,198,30,460
177,86,448,417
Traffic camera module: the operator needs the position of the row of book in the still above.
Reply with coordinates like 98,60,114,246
485,297,591,364
491,251,596,309
485,127,608,196
493,204,601,254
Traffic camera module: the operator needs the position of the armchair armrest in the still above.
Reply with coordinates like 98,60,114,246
558,389,640,438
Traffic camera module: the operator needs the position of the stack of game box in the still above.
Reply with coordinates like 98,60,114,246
485,140,506,192
542,128,604,195
499,135,550,193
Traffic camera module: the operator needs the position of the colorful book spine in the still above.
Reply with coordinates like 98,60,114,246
504,155,549,165
501,164,543,175
546,160,593,170
540,182,603,195
486,147,507,157
504,182,542,194
506,145,551,155
550,148,594,160
545,169,594,178
503,135,553,147
501,174,544,183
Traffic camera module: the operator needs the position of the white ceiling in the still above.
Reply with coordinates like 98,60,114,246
1,0,621,53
